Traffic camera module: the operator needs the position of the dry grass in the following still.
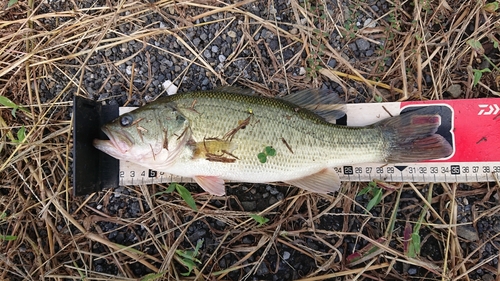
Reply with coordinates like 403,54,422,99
1,0,499,280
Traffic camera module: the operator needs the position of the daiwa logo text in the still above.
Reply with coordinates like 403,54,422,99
478,104,500,115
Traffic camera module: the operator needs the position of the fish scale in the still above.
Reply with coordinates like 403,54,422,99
172,93,384,172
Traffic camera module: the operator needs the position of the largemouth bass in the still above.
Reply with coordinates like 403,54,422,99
93,88,452,195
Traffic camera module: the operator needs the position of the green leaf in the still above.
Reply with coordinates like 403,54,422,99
467,39,484,55
374,95,383,102
366,188,383,212
0,235,17,241
0,96,18,109
176,249,196,260
472,68,491,86
492,38,499,49
165,183,177,193
250,214,269,226
16,126,26,143
0,96,28,117
407,233,421,257
175,183,197,211
7,0,17,7
175,239,203,276
484,1,499,13
357,187,371,196
0,212,7,220
178,258,196,276
140,272,166,281
265,146,276,156
258,152,267,163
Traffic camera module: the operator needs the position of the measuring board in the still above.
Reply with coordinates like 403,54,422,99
73,96,500,196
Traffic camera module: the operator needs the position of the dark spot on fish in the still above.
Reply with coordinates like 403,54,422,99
120,114,133,127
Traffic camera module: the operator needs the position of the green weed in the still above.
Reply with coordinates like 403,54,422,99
154,183,198,211
0,96,29,117
176,239,203,276
249,214,269,226
358,181,383,212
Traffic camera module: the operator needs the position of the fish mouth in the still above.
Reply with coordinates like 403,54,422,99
93,126,134,154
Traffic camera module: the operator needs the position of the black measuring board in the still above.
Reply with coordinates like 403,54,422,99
72,96,119,196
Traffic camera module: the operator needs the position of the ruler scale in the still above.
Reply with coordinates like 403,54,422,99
73,97,500,195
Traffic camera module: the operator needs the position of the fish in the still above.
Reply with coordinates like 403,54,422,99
93,87,453,196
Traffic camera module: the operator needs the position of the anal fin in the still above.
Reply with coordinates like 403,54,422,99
284,168,341,194
193,176,226,196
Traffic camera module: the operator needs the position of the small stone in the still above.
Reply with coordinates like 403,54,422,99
348,43,358,51
193,38,201,47
268,196,278,205
203,49,211,58
364,18,376,28
355,38,370,51
408,267,418,275
456,225,479,241
447,84,462,98
327,59,337,68
241,201,256,211
162,80,178,95
290,28,298,35
483,274,495,281
227,30,237,38
218,55,226,63
299,67,307,75
256,262,269,275
283,251,290,260
125,65,133,75
211,45,219,53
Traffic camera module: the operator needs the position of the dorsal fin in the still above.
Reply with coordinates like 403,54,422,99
281,89,346,122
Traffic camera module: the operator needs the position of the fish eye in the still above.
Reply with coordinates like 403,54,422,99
120,114,133,127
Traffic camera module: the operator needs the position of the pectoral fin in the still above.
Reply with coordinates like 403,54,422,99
284,168,341,194
193,176,226,196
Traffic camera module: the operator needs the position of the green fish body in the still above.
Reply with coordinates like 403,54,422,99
94,88,452,195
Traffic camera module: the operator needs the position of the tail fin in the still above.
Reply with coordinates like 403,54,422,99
376,109,453,162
